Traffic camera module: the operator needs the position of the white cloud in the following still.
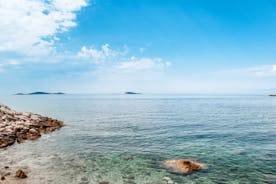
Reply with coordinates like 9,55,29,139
6,59,20,66
78,44,119,62
77,44,170,70
215,64,276,78
0,0,87,55
77,44,128,63
0,58,22,73
117,57,171,70
248,64,276,77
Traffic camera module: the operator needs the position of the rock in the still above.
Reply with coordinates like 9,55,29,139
27,128,41,140
16,130,28,143
30,114,39,120
163,159,204,174
29,128,38,134
0,103,63,148
15,169,27,178
4,166,9,169
99,182,109,184
0,172,11,181
81,177,88,181
22,112,31,117
0,134,16,148
3,172,11,177
162,177,174,184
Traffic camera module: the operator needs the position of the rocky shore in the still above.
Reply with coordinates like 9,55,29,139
0,103,63,148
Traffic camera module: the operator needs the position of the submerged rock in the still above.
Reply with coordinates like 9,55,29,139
99,182,109,184
163,159,205,174
1,172,11,180
0,104,63,148
15,169,27,178
162,176,175,184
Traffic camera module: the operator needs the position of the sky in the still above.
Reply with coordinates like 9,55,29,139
0,0,276,94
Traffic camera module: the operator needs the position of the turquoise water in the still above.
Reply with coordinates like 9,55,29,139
0,94,276,183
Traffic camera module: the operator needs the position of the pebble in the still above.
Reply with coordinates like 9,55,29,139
163,177,175,184
15,169,27,178
99,182,109,184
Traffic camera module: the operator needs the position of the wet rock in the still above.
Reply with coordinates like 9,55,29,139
163,159,204,174
265,174,276,181
0,103,63,148
0,173,10,181
3,172,11,177
81,177,88,181
16,130,28,143
162,177,174,184
15,169,27,178
0,134,16,147
79,179,89,184
99,182,109,184
27,128,41,140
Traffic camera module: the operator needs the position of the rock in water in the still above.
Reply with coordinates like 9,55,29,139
15,169,27,178
163,159,204,174
162,177,175,184
0,103,63,148
0,134,16,148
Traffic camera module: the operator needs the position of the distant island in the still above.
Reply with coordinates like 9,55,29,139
15,92,66,95
269,94,276,96
125,92,141,94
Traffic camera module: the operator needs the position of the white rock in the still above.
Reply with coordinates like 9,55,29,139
29,128,38,134
22,112,31,117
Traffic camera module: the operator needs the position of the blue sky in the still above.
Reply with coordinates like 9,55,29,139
0,0,276,94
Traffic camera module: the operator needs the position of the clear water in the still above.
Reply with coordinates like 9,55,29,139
0,94,276,184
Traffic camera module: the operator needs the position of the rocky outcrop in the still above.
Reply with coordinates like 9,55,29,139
15,169,27,178
163,159,205,174
0,104,63,148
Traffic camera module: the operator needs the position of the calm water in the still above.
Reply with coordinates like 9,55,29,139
0,94,276,184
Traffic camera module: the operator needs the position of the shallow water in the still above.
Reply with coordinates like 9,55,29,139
0,94,276,183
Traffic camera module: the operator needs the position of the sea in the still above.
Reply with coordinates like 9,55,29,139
0,94,275,184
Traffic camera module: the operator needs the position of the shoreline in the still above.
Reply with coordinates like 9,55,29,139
0,103,63,182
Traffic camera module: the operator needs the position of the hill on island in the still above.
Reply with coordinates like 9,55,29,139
15,92,66,95
125,92,141,94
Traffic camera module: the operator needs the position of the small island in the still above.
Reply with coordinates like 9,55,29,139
269,94,276,96
15,92,66,95
125,92,141,94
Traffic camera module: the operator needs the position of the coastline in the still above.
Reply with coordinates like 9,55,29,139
0,103,63,182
